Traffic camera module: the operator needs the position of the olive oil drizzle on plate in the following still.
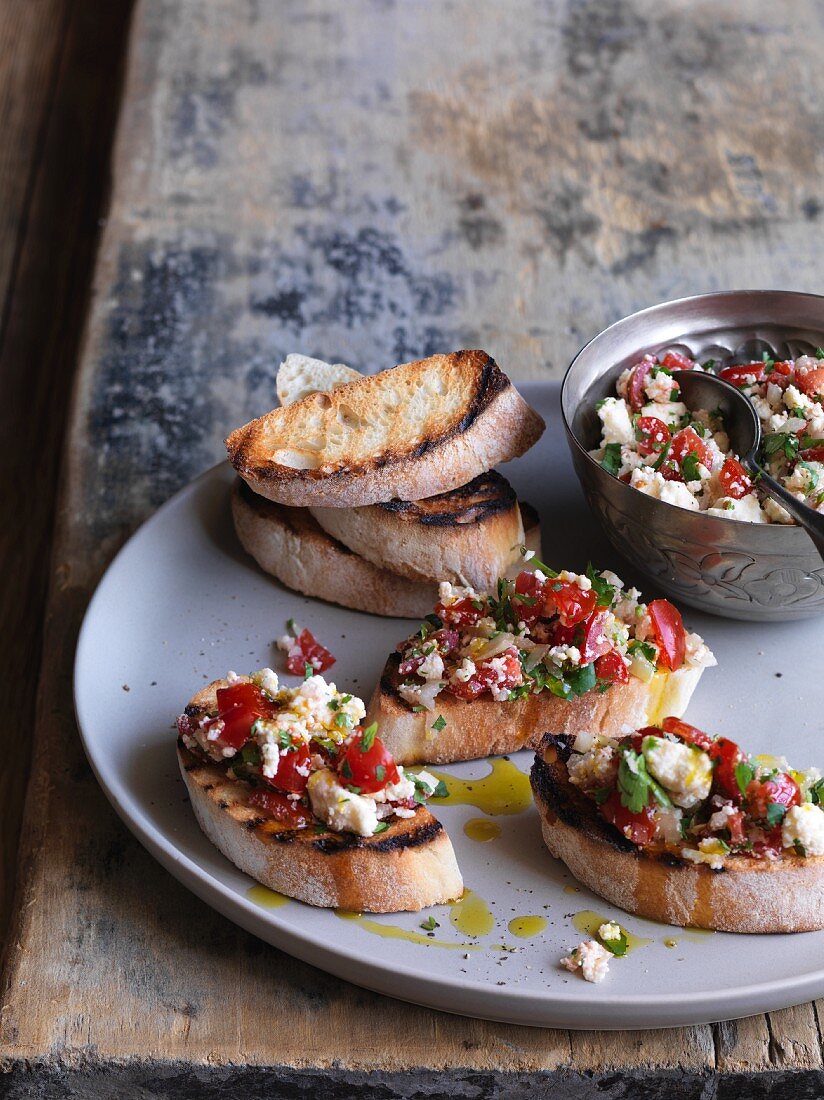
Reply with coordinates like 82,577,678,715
423,758,532,816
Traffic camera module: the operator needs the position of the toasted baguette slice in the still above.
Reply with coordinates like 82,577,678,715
366,653,706,766
178,681,463,912
310,471,525,590
227,351,545,507
531,734,824,933
231,478,437,618
276,354,361,406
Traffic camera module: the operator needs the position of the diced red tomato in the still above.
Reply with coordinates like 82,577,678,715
661,716,714,751
577,609,613,663
215,682,276,751
663,427,714,482
447,647,524,701
248,788,312,828
801,446,824,462
265,741,313,795
545,581,597,626
719,456,754,499
659,350,695,371
435,596,483,628
709,737,743,804
752,826,785,858
600,790,657,846
513,570,548,622
285,628,335,676
745,773,801,822
594,649,628,684
338,728,400,794
432,628,460,654
647,599,686,671
726,810,746,846
635,415,671,458
719,363,766,387
771,360,794,378
627,355,655,410
796,366,824,398
398,654,425,676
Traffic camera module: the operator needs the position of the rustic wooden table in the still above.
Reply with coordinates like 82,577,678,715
2,2,824,1096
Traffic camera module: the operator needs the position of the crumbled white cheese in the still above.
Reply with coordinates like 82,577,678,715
597,397,635,445
598,921,621,942
642,736,713,808
782,803,824,856
548,644,582,667
453,657,477,683
630,468,700,511
307,768,380,836
251,667,279,697
681,837,729,870
684,632,717,669
438,580,479,606
568,745,617,791
560,940,611,983
706,492,766,523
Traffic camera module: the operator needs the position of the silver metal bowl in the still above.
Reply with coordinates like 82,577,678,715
561,290,824,621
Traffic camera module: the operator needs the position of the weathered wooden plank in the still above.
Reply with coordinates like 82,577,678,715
3,0,824,1087
0,0,133,946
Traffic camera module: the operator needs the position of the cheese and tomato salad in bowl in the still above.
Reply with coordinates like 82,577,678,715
590,348,824,522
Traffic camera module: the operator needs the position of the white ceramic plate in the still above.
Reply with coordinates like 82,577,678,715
75,383,824,1029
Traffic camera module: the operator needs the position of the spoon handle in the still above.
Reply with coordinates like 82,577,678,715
748,462,824,561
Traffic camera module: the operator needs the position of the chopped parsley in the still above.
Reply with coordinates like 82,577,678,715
431,714,447,732
680,452,701,483
360,722,378,751
601,442,623,477
372,821,389,834
766,802,788,827
617,748,672,814
420,915,440,931
586,562,615,608
735,761,755,797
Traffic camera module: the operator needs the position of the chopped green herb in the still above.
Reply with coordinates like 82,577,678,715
303,661,314,680
372,821,389,834
286,617,297,633
628,639,657,663
766,802,788,827
651,440,672,471
431,714,447,732
586,562,615,608
420,915,440,931
412,705,427,713
592,786,611,805
601,442,623,477
340,758,353,780
566,662,597,697
680,451,701,483
599,928,629,957
360,722,378,751
762,432,800,463
334,712,353,729
735,761,755,797
618,748,672,814
816,348,824,360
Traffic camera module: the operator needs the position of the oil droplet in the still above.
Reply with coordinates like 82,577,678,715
423,758,532,816
335,910,480,951
664,938,679,949
247,885,290,908
463,818,501,842
450,889,495,937
508,915,547,939
563,885,580,895
572,910,651,953
683,926,716,940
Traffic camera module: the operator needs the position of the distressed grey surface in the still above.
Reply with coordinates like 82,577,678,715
4,0,824,1092
85,0,824,537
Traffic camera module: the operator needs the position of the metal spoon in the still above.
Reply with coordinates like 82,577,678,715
672,369,824,560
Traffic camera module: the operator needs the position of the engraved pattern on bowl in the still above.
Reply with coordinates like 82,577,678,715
562,291,824,621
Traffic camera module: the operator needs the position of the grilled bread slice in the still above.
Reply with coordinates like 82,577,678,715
232,478,543,619
310,471,525,591
531,734,824,933
366,652,704,766
226,351,545,508
231,478,437,618
276,354,361,406
178,681,463,912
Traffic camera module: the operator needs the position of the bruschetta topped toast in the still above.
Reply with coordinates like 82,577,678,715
177,670,462,912
532,721,824,933
366,560,715,764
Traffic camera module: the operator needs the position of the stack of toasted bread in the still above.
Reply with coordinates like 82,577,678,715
227,351,546,617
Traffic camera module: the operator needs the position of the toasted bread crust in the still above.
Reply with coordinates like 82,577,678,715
531,735,824,933
178,682,463,912
231,479,437,618
227,351,545,507
365,653,665,765
310,471,525,589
